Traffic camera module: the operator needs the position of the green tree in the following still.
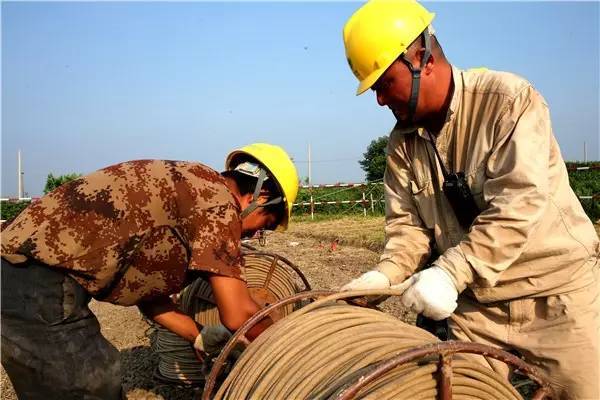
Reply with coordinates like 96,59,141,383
566,161,600,221
0,200,31,222
44,173,82,194
359,136,389,182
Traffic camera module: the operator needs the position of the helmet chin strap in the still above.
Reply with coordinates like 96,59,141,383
240,168,283,219
398,28,432,124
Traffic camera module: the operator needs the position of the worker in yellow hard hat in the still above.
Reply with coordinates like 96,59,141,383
225,142,299,232
344,0,437,130
340,1,599,398
1,143,299,399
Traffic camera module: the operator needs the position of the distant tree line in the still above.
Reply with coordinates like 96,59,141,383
44,173,82,194
359,136,388,182
1,153,599,224
358,135,599,221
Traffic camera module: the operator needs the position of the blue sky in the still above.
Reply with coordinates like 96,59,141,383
2,1,599,197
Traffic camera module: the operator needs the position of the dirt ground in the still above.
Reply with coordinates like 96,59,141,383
1,217,412,400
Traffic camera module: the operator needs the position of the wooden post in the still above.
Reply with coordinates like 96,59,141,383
370,193,375,214
362,192,367,217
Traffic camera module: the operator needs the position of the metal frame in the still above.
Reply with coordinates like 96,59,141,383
335,341,553,400
202,290,553,400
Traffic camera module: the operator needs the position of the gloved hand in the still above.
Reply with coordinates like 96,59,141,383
340,270,390,291
398,266,458,321
194,325,245,377
193,324,232,359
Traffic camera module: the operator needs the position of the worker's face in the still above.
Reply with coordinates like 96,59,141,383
371,57,424,130
241,204,279,238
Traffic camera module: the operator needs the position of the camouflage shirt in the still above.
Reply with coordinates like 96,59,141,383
1,160,246,306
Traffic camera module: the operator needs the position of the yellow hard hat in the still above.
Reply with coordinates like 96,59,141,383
343,0,435,95
226,143,299,231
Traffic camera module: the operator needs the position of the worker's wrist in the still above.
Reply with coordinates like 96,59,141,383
433,246,475,293
193,332,205,353
375,259,409,286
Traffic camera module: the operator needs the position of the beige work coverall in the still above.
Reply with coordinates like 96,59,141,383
376,66,599,399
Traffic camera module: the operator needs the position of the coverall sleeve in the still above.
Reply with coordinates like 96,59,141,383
435,86,552,291
376,135,433,284
187,202,246,282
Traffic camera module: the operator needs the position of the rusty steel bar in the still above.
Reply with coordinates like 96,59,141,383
438,353,452,400
262,254,279,289
532,387,552,400
244,250,312,292
202,290,335,400
336,341,553,400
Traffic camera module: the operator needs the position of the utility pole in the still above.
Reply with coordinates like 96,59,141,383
308,143,312,187
308,143,314,220
583,141,587,162
17,149,24,199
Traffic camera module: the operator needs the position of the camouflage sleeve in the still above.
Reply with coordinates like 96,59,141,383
187,203,246,282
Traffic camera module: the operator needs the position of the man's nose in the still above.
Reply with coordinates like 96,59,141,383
376,90,387,107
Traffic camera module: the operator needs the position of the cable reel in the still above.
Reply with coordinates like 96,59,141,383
204,290,553,400
152,251,311,385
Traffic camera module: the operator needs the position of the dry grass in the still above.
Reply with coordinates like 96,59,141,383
288,215,386,252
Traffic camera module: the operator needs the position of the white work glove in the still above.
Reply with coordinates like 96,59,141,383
398,266,458,320
340,270,390,291
193,324,232,357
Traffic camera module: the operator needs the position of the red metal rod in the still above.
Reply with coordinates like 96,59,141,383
439,353,453,400
245,250,312,291
262,254,278,289
532,387,553,400
336,341,553,400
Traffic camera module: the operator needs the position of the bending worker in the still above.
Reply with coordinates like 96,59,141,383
1,143,299,399
340,0,599,398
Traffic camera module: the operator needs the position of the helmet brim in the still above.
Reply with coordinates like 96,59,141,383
356,66,388,95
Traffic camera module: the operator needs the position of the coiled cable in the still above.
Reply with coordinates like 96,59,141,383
214,291,524,400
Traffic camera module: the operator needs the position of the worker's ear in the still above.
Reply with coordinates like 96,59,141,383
257,191,274,205
417,49,434,75
238,192,254,209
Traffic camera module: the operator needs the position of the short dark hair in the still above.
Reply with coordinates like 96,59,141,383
406,33,446,63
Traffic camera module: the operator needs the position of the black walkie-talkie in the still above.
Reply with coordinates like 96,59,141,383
442,172,480,230
426,130,480,230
